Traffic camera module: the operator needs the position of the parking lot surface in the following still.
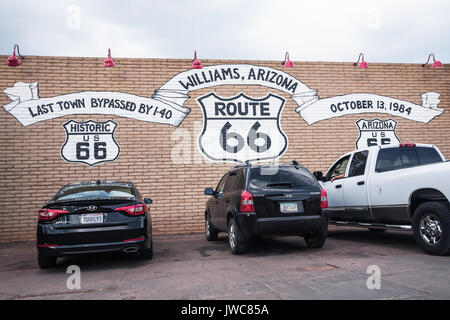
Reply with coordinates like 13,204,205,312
0,226,449,300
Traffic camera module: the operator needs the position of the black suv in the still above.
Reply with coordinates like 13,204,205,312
204,162,330,254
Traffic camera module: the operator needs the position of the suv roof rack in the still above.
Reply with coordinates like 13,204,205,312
233,160,252,169
287,160,302,168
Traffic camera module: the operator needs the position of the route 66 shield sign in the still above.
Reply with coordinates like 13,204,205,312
355,118,400,149
61,120,120,166
197,92,288,163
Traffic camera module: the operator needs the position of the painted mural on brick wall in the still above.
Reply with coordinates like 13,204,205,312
61,120,120,166
1,63,444,164
2,65,443,127
197,92,288,163
355,118,400,149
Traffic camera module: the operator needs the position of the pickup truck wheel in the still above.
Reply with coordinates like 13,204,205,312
368,228,386,233
304,230,327,248
228,218,248,254
412,202,450,256
205,213,218,241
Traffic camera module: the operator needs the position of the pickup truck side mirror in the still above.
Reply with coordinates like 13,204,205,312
204,188,215,196
313,171,323,181
144,198,153,204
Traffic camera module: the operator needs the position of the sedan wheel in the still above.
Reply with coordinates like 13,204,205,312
38,255,57,269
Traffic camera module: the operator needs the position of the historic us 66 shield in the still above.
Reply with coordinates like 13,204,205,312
355,118,400,149
61,120,120,166
197,92,288,163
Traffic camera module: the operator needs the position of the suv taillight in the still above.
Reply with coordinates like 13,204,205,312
114,204,146,216
320,188,328,209
240,190,255,212
38,208,69,220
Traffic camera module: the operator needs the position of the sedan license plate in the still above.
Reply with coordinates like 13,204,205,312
81,213,103,224
280,202,299,213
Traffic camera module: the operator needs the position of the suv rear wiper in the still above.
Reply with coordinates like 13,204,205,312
266,182,293,188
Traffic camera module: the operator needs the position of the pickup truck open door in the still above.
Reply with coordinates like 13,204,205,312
342,150,371,222
322,155,350,221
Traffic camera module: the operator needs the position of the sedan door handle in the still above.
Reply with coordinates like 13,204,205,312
357,181,365,186
225,198,230,203
335,184,342,189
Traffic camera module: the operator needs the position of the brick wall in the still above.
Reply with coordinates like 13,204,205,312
0,56,449,242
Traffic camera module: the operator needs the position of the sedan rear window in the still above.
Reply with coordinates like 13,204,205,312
249,166,316,189
52,183,135,202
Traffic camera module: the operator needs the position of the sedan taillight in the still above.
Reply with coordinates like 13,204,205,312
114,204,146,216
38,208,69,221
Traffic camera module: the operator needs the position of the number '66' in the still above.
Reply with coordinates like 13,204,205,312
220,121,271,154
76,142,107,160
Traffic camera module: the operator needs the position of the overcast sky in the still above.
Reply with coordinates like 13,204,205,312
1,0,449,64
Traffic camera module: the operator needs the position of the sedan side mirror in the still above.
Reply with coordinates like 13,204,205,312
204,188,215,196
144,198,153,204
313,171,323,181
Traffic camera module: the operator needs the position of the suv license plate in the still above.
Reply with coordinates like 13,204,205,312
81,213,103,224
280,202,298,213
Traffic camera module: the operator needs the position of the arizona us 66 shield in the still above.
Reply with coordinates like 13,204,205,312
355,118,400,149
61,119,120,166
197,92,288,163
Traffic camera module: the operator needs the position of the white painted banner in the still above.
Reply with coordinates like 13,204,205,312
1,65,310,127
2,65,444,127
3,82,188,127
296,92,443,125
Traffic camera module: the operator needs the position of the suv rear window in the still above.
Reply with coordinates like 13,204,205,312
375,147,442,173
52,183,135,202
249,166,316,189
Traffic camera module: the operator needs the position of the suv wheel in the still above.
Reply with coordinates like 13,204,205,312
205,213,218,241
38,255,57,269
304,229,327,248
413,202,450,256
228,218,248,254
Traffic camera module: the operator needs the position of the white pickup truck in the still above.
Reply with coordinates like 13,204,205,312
313,143,450,255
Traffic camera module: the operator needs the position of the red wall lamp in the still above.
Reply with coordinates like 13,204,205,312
7,44,24,67
353,53,368,68
192,50,202,69
282,52,294,68
104,48,115,67
422,53,442,68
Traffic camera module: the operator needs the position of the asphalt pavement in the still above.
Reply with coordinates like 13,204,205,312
0,226,449,300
